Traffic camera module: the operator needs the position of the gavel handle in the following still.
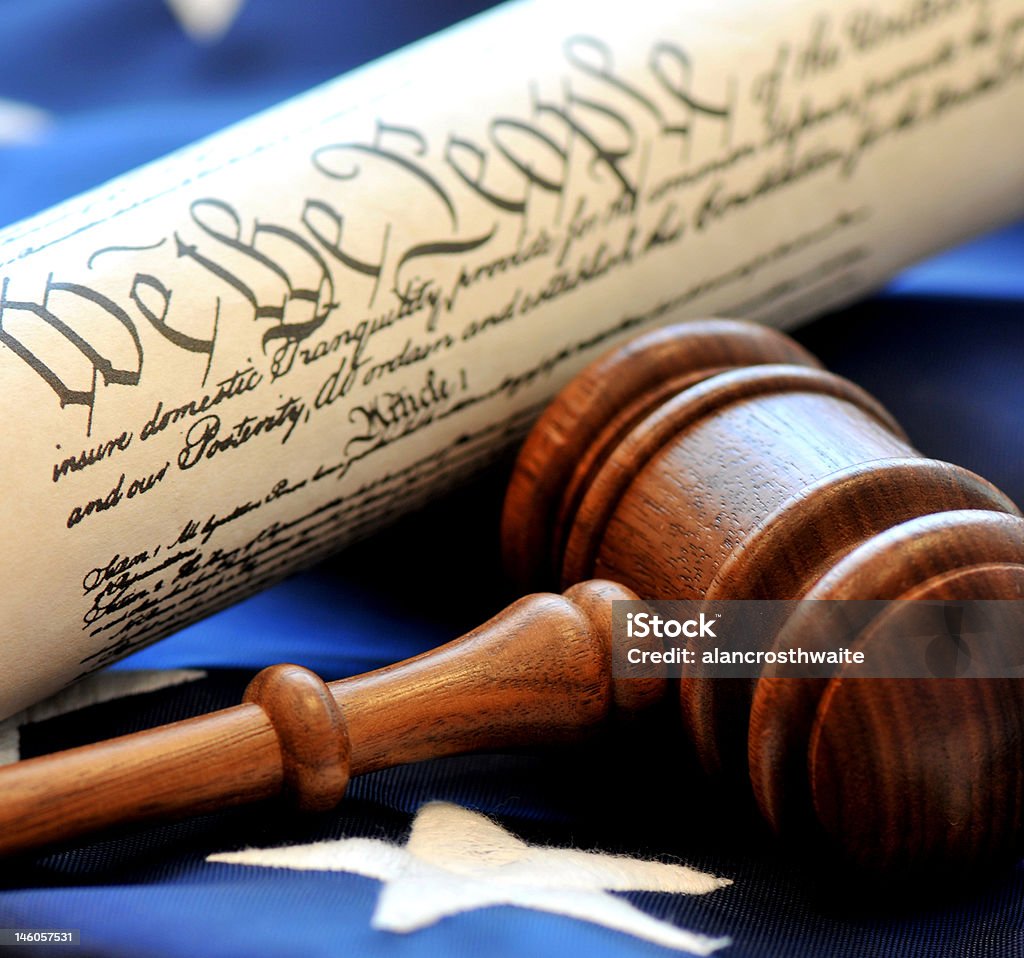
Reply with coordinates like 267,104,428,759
0,581,650,858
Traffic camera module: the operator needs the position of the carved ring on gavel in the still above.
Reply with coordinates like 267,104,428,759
1,319,1022,877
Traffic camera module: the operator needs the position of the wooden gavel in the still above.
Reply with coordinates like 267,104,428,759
2,319,1023,877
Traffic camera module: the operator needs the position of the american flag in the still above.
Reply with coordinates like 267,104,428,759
1,2,1023,956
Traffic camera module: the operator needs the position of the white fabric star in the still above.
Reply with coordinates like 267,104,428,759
165,0,247,42
209,801,732,954
0,98,51,145
0,669,205,765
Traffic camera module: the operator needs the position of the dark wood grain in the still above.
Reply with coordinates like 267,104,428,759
0,581,638,857
504,318,1024,876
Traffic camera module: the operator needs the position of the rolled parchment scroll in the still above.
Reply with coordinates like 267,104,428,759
2,0,1022,717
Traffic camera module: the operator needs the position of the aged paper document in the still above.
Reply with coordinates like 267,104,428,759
2,0,1022,716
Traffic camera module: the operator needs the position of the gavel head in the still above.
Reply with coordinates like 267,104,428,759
502,318,1024,877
